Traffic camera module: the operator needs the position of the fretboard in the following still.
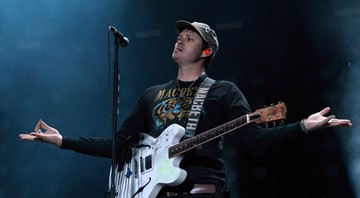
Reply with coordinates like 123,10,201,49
168,114,251,158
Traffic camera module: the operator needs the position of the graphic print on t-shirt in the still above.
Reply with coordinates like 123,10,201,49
152,87,197,130
152,96,192,130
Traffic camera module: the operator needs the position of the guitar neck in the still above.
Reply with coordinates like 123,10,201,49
168,114,253,158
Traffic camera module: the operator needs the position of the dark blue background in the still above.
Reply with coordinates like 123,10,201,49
1,0,359,197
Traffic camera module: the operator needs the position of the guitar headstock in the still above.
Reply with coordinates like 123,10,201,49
249,102,287,125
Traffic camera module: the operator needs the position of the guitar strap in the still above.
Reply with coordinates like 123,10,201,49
184,77,215,138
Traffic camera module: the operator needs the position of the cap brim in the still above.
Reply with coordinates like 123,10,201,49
175,20,199,34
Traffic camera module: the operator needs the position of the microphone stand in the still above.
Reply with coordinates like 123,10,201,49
106,33,120,198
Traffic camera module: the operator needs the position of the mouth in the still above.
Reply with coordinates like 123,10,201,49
175,47,183,52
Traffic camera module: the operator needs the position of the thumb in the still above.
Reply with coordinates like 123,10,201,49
319,107,331,116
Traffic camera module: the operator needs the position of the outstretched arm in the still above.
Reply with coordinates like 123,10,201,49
301,107,352,133
19,120,63,146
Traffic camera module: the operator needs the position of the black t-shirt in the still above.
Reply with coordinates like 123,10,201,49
61,74,305,190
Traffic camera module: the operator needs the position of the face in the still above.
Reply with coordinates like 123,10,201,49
172,29,205,65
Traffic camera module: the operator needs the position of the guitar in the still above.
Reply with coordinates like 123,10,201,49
108,103,287,198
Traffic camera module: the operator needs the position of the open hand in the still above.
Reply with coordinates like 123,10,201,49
304,107,352,132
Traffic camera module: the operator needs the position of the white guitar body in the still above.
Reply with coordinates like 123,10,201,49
109,124,187,198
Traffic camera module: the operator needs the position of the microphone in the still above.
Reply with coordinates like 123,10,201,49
109,26,129,47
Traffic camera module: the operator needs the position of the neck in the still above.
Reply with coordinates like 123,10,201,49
177,64,205,82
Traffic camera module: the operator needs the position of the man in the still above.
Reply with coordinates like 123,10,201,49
19,20,352,198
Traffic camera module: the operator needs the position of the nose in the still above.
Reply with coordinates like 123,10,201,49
176,38,184,46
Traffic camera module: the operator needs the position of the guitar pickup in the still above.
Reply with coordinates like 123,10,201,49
145,155,152,170
134,158,139,179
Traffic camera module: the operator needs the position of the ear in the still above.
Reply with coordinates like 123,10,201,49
201,48,213,58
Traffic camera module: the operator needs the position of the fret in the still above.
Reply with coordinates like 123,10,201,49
203,133,208,141
220,127,224,134
210,129,215,138
225,123,230,130
232,121,236,128
189,139,194,148
214,127,219,136
240,117,246,125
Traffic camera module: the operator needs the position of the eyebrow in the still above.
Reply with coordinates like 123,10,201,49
178,33,193,38
179,30,197,38
181,28,197,34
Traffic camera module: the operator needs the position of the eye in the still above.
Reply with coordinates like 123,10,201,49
186,37,193,42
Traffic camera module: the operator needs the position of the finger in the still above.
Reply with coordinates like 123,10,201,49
29,132,48,142
19,134,37,141
328,119,352,127
34,120,42,133
324,115,336,123
30,132,44,138
40,120,51,131
319,107,331,116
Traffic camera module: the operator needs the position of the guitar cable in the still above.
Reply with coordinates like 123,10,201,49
131,178,151,198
